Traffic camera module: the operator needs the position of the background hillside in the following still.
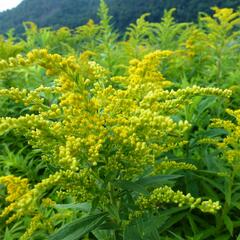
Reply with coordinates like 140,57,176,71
0,0,239,34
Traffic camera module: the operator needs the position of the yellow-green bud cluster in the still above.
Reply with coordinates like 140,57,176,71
136,186,221,214
0,176,29,203
154,160,197,173
0,170,94,224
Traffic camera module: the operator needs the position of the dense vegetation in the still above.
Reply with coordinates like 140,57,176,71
0,0,240,239
0,0,240,34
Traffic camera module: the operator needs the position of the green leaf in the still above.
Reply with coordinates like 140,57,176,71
168,231,184,240
191,173,223,193
200,128,227,138
136,174,183,187
200,181,219,200
237,233,240,240
123,207,188,240
193,227,216,240
231,201,240,210
123,213,168,240
148,229,161,240
49,212,108,240
123,226,142,240
187,214,198,235
215,234,231,240
92,229,115,240
97,221,119,230
154,206,188,219
224,178,232,205
223,214,233,236
196,170,222,175
116,180,149,195
159,212,187,234
55,202,91,212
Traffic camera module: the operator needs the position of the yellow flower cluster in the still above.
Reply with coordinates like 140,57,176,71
136,186,221,214
0,87,28,103
0,36,24,60
127,50,172,89
200,7,240,48
0,176,29,224
154,160,197,173
0,85,55,112
204,109,240,165
88,60,108,79
212,7,240,26
184,27,208,57
0,49,229,230
19,210,73,240
0,170,93,224
19,214,43,240
0,176,29,203
139,85,231,115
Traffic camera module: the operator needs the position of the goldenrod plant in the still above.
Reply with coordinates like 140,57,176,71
0,31,24,60
0,48,231,239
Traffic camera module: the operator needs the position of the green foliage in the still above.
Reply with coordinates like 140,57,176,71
49,212,108,240
0,30,23,60
150,9,189,50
